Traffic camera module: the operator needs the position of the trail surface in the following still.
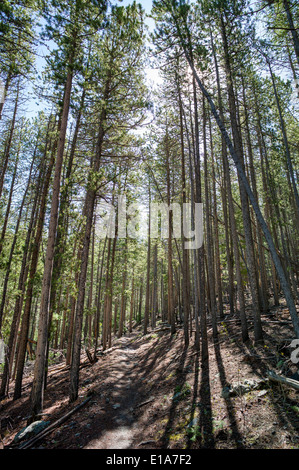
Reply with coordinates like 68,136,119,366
84,343,142,449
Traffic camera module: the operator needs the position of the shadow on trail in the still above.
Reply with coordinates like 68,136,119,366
185,349,199,449
198,349,215,448
160,346,188,448
213,341,245,448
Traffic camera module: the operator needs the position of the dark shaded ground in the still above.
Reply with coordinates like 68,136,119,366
1,299,299,449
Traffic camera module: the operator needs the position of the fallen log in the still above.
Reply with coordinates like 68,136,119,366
17,396,92,449
152,327,171,333
138,440,156,447
267,370,299,392
136,397,155,408
208,318,292,326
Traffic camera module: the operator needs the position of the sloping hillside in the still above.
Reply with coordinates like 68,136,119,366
1,302,299,450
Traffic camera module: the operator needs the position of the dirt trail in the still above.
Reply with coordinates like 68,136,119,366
2,329,161,450
51,331,159,450
84,344,141,449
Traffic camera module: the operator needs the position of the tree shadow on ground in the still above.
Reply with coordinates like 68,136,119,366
198,347,215,448
185,348,199,449
213,341,245,448
222,315,299,442
160,346,188,448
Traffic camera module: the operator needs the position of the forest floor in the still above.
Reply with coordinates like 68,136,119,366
1,298,299,450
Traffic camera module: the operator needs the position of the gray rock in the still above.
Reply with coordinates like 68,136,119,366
14,420,50,444
221,378,269,398
187,417,199,428
173,392,181,401
257,389,268,397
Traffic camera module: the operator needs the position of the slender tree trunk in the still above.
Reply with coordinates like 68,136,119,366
144,181,151,335
177,71,190,348
220,16,263,343
0,142,40,397
46,87,87,378
0,80,19,200
242,78,269,312
113,298,118,335
152,244,158,329
283,0,299,66
267,59,299,224
59,287,69,350
69,68,111,402
14,133,56,401
118,239,128,338
208,113,224,319
203,98,218,338
175,13,299,339
210,30,249,341
0,73,11,120
191,76,204,352
107,228,117,349
138,279,143,325
165,120,176,334
30,66,74,421
129,272,135,333
93,236,107,359
0,145,20,258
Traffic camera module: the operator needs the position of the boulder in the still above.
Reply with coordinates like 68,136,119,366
13,420,50,444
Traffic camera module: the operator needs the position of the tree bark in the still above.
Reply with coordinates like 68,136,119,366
174,13,299,339
30,67,73,421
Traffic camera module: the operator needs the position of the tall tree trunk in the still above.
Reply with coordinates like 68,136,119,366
0,138,40,397
0,145,20,258
203,98,218,339
165,120,176,335
93,236,107,360
267,59,299,225
46,87,87,382
129,272,135,333
0,73,11,120
0,80,19,200
210,30,248,339
242,78,269,312
152,244,158,329
220,16,263,343
118,238,128,338
192,76,205,352
208,113,224,319
69,68,111,402
14,130,56,400
144,180,151,335
177,71,190,348
283,0,299,66
30,66,73,421
174,11,299,339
